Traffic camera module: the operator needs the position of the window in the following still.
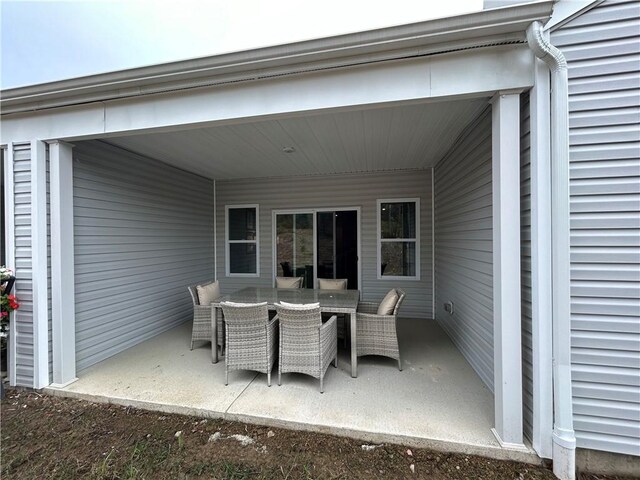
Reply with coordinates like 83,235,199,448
226,205,259,276
377,199,419,280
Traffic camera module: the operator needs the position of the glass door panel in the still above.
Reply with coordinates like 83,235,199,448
275,212,314,288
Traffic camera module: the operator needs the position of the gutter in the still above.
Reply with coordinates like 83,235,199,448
526,21,576,480
1,1,553,114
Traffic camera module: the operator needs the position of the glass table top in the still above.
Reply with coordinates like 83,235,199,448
215,287,360,310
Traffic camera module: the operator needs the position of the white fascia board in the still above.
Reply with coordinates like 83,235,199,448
1,1,553,114
544,0,603,31
1,45,535,144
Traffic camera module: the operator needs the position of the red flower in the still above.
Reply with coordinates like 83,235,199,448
0,311,7,318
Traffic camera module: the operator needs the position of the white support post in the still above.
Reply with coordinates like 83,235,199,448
490,91,526,449
31,140,50,389
530,57,554,459
3,145,17,387
49,141,77,387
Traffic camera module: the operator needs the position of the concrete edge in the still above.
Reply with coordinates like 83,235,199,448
44,386,542,466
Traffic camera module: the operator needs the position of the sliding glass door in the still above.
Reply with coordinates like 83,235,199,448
274,209,359,289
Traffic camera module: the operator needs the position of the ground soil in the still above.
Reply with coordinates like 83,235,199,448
0,390,633,480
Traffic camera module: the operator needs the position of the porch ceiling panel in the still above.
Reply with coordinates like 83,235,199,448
105,98,488,179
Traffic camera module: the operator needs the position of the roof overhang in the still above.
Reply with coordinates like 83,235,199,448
1,1,553,115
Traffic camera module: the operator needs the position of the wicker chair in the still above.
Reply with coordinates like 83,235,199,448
356,289,406,370
188,282,224,352
318,278,348,347
275,303,338,393
220,302,278,386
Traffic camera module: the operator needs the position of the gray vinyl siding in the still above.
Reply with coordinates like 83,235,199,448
520,92,533,442
553,0,640,456
434,107,494,391
12,142,35,387
215,169,433,319
72,141,214,372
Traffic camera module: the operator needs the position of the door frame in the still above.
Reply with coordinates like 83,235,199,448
272,206,361,289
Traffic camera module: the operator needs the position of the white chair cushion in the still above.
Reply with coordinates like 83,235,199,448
377,289,399,315
221,301,268,308
318,278,348,290
196,281,220,305
278,301,320,310
275,276,304,288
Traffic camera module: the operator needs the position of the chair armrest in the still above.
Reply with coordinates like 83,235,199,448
357,302,379,315
267,314,279,327
356,312,395,322
320,315,337,340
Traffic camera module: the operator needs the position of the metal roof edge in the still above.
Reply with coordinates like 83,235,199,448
1,1,553,114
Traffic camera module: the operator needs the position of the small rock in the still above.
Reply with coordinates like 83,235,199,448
146,434,151,438
456,466,460,470
267,430,275,438
174,431,183,438
208,432,222,442
406,449,413,457
361,444,384,451
258,445,268,454
409,464,415,474
229,434,254,447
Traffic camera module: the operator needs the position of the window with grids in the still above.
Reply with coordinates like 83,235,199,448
377,199,419,279
226,205,259,276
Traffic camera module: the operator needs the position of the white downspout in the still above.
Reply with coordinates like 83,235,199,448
526,21,576,480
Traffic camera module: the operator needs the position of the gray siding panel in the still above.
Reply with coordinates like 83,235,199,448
215,170,433,319
554,0,640,456
12,143,35,387
520,92,534,443
73,141,214,372
434,108,494,391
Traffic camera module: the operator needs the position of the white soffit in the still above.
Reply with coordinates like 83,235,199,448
103,97,489,179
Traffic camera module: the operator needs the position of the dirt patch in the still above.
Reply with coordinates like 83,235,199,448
0,391,633,479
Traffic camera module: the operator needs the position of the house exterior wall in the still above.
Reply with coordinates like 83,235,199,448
71,141,214,372
9,142,35,387
434,107,494,391
215,169,433,319
553,0,640,456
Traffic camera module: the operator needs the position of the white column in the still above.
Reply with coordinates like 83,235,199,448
31,140,50,389
490,91,525,449
3,145,17,387
49,141,77,387
530,58,554,459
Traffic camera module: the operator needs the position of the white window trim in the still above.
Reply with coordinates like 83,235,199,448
225,204,260,277
376,198,420,281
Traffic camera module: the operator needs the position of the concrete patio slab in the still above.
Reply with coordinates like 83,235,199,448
45,318,540,464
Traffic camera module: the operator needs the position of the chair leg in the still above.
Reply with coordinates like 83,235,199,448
267,370,271,387
334,355,338,368
225,362,229,386
319,375,324,394
398,356,402,371
190,340,194,350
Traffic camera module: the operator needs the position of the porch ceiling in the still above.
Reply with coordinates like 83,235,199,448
103,97,488,180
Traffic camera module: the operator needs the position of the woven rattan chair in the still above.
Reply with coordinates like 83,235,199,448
356,289,406,370
188,282,224,353
220,301,278,386
318,278,348,347
275,303,338,393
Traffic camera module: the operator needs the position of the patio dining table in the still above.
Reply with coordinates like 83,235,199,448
210,287,361,377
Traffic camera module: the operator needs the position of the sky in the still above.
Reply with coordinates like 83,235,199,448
1,0,483,89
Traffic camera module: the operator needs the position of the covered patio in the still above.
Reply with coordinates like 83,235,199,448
2,2,558,467
45,317,536,463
